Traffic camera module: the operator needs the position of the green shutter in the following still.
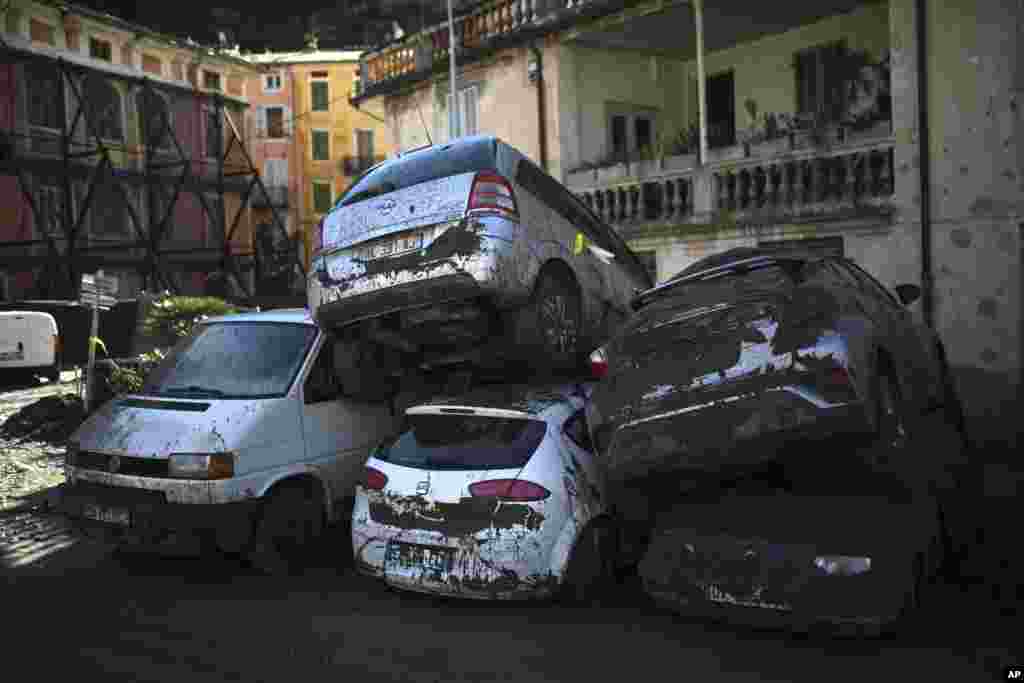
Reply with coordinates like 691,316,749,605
313,183,332,214
311,81,329,111
312,130,329,160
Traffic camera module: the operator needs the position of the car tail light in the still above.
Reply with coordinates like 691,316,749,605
467,171,518,218
362,467,388,491
468,479,550,501
589,347,609,379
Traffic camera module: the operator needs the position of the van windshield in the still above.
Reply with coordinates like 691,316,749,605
141,322,317,399
335,138,497,209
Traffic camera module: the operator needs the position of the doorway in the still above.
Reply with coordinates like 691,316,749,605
703,70,735,149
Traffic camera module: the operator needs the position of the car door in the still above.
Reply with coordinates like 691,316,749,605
300,334,398,506
834,260,940,411
560,407,606,521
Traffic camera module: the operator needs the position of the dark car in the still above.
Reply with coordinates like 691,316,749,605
586,247,966,482
638,462,948,634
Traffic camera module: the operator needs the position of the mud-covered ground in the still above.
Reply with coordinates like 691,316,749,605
0,371,81,512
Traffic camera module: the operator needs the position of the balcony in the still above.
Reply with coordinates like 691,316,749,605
570,124,895,240
251,185,289,209
342,155,387,177
353,0,621,101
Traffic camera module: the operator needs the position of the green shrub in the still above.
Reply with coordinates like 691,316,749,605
144,294,239,341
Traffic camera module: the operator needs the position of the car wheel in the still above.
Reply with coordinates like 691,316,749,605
248,484,325,576
517,266,582,371
559,518,616,606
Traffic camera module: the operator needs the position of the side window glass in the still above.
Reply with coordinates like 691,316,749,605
563,409,595,454
303,339,340,404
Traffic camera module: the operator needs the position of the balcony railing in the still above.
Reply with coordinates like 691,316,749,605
572,133,895,237
355,0,606,97
251,185,289,208
342,155,387,177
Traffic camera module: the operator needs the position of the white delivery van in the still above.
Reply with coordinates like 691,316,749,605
62,308,400,574
0,311,61,382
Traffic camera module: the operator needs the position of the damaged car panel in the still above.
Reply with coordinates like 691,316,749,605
62,309,401,565
310,135,652,396
351,383,607,599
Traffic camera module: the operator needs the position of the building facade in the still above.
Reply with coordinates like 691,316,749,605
244,49,393,270
353,0,1022,449
0,0,300,303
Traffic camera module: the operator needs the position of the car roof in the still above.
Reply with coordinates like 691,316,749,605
409,383,589,417
204,307,315,326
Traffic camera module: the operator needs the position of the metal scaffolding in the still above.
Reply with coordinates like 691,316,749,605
0,41,305,302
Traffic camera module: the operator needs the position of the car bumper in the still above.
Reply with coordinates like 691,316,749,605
60,480,257,543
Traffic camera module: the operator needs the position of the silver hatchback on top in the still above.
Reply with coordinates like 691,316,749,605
308,136,652,398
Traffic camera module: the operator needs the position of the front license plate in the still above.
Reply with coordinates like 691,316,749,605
385,542,454,577
704,583,792,611
82,504,130,527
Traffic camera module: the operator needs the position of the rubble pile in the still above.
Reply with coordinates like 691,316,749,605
1,394,86,445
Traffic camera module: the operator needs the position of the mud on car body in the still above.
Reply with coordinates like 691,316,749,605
61,309,400,573
309,135,652,396
351,382,615,601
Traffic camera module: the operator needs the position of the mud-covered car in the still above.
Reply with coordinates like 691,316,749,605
351,382,616,601
586,246,967,484
639,463,948,635
309,135,653,399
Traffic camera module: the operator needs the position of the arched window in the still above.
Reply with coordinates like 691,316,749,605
136,88,171,150
82,74,123,141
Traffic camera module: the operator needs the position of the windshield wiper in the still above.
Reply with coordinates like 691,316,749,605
162,385,227,397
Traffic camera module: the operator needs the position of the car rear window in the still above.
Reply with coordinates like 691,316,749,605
373,414,547,471
641,264,796,313
335,138,497,209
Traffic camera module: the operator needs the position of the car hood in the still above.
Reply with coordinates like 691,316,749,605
70,394,292,457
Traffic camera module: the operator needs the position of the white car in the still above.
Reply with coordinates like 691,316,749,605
0,311,61,382
351,382,615,601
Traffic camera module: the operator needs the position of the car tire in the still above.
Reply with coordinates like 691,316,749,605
247,484,325,576
514,266,583,372
559,518,616,606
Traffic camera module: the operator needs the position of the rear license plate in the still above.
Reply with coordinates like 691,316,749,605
385,542,454,576
366,231,424,260
703,583,792,611
82,504,130,527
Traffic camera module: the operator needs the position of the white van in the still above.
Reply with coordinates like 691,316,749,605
0,311,61,382
62,308,400,574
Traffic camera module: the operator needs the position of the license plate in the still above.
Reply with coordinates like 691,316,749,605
82,504,130,527
365,231,424,260
703,583,792,611
385,542,454,577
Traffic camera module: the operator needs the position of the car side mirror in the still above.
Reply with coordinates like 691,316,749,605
894,283,922,306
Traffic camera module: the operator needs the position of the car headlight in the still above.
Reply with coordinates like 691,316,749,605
814,556,872,576
168,453,235,480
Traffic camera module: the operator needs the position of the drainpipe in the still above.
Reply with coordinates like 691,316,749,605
915,0,934,328
529,44,548,172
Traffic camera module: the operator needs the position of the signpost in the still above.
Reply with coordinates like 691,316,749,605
80,270,118,412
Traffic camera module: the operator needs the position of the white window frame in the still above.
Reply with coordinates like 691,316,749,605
311,128,330,161
264,72,283,93
311,180,333,215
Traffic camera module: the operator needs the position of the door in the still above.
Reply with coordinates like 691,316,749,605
705,71,736,149
300,334,398,505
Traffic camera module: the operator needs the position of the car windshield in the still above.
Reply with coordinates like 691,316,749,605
141,322,317,399
334,138,497,209
373,413,547,471
641,264,798,314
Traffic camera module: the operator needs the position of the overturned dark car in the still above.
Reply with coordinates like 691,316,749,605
586,247,966,481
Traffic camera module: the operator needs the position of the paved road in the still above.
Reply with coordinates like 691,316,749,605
0,509,1017,683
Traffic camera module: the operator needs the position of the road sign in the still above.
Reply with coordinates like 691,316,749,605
78,292,116,310
81,272,118,297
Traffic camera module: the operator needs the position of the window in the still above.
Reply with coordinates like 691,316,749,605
312,129,329,161
136,89,171,150
606,104,658,161
355,129,374,162
304,339,341,404
203,71,222,92
445,84,479,138
265,106,284,138
29,19,55,45
311,79,329,111
795,42,846,122
89,37,112,61
142,54,162,76
312,181,332,214
205,107,222,158
82,74,124,141
264,72,282,92
563,409,594,454
26,62,64,131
